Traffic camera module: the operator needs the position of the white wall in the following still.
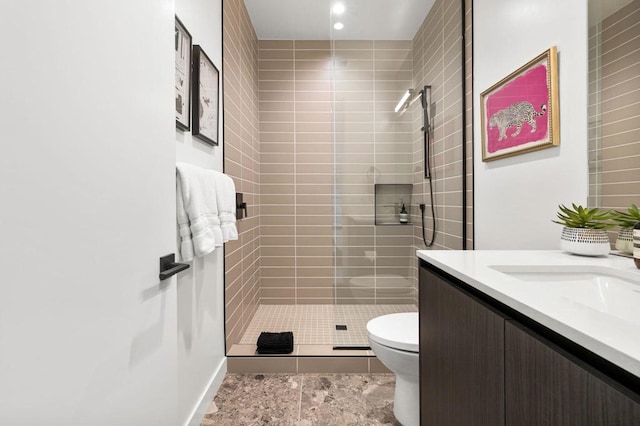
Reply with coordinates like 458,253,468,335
0,0,226,423
0,1,178,424
474,0,589,249
174,1,227,425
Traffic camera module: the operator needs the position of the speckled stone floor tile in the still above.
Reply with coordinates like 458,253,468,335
202,374,302,426
201,373,399,426
299,374,399,426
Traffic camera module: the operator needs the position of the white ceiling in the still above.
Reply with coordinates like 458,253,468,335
245,0,633,40
243,0,436,40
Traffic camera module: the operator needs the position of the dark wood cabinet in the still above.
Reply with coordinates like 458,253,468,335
419,265,506,425
419,260,640,426
505,320,640,426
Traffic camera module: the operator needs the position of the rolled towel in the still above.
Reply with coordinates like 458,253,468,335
256,331,294,354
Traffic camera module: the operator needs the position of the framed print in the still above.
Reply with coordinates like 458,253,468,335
192,45,219,146
175,16,192,131
480,46,559,162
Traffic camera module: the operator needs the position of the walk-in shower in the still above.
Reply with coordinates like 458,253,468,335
223,0,470,355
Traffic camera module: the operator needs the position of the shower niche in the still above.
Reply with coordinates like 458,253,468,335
374,184,413,225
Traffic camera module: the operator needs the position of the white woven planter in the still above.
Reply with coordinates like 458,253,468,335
615,227,634,254
560,227,610,256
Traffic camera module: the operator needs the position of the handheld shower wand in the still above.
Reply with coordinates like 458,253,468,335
419,85,436,247
394,85,436,247
420,85,432,179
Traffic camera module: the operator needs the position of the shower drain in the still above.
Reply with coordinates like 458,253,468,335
335,324,348,331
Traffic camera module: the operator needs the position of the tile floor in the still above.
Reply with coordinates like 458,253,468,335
201,373,401,425
240,304,418,347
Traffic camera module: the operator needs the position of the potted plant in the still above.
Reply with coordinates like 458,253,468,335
612,204,640,254
553,203,615,256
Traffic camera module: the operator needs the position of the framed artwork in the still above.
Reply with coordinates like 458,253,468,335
480,46,559,162
192,45,219,146
175,16,192,131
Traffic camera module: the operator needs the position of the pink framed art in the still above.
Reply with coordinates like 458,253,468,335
480,46,559,162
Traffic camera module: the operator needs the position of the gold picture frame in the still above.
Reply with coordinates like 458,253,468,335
480,46,559,162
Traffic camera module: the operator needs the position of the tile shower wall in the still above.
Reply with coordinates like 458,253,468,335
410,0,472,303
588,0,640,225
222,0,260,348
259,40,335,305
258,40,416,305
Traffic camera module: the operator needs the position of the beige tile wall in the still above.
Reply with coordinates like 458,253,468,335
259,40,334,304
258,40,417,305
410,0,472,302
411,0,466,251
223,0,261,348
589,0,640,228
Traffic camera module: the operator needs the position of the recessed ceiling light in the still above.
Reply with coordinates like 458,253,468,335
332,3,345,14
333,22,344,30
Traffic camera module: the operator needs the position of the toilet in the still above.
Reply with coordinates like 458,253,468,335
367,312,419,426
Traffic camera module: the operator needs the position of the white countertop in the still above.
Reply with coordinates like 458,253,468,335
417,250,640,378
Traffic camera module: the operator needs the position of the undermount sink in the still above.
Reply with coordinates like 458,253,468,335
490,264,639,285
490,265,640,326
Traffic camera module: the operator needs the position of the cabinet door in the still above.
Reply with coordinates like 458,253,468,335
505,321,640,425
419,266,505,425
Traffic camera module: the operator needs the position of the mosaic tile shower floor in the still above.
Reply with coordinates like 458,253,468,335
240,304,418,347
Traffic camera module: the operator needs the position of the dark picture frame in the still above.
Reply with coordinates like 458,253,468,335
175,16,192,131
192,45,219,146
480,46,559,161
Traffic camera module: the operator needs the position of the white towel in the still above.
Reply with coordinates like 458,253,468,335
213,171,239,242
176,163,224,261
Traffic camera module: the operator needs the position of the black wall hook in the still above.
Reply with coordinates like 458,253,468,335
236,192,248,219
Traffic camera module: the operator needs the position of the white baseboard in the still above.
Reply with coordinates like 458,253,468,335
185,357,227,426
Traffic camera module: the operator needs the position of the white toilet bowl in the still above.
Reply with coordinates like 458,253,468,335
367,312,419,426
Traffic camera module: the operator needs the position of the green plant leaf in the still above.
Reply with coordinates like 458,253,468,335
552,203,615,229
613,204,640,228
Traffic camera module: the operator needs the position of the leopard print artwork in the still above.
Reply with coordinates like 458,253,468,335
489,102,547,141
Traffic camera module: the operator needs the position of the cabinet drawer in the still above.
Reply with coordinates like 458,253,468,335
505,320,640,426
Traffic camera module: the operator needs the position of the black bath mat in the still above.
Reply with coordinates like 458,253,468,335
256,331,294,354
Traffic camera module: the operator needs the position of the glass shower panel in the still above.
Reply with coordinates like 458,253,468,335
332,39,416,348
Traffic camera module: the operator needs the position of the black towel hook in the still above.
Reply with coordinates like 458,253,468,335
159,253,190,280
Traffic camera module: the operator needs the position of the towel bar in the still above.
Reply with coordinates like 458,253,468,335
159,253,190,280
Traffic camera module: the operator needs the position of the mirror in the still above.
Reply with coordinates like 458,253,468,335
587,0,640,214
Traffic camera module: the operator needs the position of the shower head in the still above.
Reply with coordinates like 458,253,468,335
394,89,413,113
395,87,428,113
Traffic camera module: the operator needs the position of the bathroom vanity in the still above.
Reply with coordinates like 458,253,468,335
417,250,640,425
